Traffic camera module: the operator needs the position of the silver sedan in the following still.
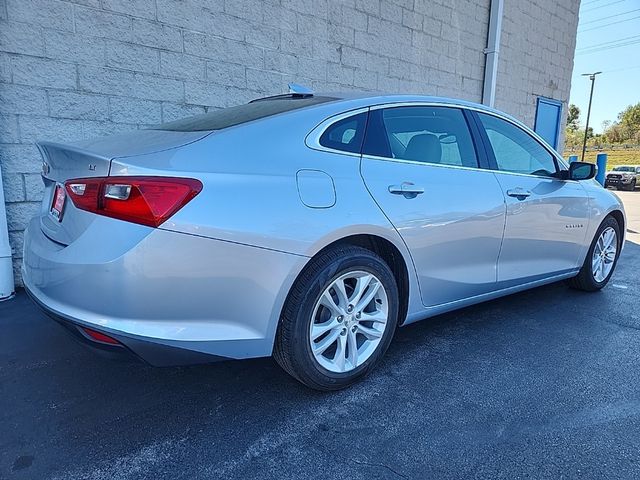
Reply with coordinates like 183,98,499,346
23,89,626,390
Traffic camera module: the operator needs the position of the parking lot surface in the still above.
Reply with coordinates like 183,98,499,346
1,191,639,480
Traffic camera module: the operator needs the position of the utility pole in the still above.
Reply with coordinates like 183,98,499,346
581,71,602,162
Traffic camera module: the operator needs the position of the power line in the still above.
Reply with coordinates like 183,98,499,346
579,14,640,32
578,38,640,53
581,8,640,25
583,0,630,13
576,38,640,55
604,64,640,73
577,33,640,51
582,0,610,6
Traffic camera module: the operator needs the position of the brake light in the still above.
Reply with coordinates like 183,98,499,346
65,176,202,227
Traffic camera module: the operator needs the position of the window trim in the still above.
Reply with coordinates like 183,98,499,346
318,111,368,154
362,105,482,169
473,110,560,178
305,101,570,179
305,107,370,157
469,110,574,181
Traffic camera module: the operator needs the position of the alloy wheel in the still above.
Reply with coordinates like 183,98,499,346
309,270,389,373
592,226,617,283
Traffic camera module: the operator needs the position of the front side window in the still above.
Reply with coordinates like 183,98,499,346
363,106,479,168
477,113,557,177
319,112,367,154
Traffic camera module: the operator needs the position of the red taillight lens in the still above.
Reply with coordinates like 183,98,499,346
65,176,202,227
81,327,121,345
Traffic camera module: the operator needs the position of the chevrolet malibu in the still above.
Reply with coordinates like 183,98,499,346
23,90,626,390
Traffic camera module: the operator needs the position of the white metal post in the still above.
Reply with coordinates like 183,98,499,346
482,0,504,108
0,164,16,301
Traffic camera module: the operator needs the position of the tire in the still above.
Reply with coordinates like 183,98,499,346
567,216,621,292
274,245,399,391
627,179,637,191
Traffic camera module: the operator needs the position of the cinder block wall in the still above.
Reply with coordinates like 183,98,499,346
495,0,579,131
0,0,578,285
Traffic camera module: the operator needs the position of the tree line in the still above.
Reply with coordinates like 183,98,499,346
565,102,640,149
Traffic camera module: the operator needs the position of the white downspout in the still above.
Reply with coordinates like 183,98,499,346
482,0,504,108
0,163,16,301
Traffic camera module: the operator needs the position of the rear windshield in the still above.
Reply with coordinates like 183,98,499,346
152,96,338,132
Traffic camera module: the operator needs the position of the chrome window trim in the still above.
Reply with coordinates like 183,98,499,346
367,102,566,160
471,108,569,176
306,101,572,180
360,154,492,174
305,107,370,158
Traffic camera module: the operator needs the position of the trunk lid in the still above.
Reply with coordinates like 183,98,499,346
37,130,211,245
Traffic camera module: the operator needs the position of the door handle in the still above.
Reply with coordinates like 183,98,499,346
506,188,532,200
388,182,424,198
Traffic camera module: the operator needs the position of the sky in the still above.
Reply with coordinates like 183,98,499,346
569,0,640,133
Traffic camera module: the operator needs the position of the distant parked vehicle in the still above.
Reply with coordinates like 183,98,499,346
23,88,627,390
605,165,640,191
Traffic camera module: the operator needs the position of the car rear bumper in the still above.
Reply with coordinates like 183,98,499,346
22,216,307,365
25,286,230,365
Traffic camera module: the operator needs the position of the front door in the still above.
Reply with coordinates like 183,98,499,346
360,106,506,307
475,112,590,287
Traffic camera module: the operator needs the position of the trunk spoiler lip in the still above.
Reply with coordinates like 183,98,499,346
36,141,114,181
36,141,114,161
35,129,215,168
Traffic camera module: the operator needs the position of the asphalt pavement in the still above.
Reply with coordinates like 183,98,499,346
1,190,639,480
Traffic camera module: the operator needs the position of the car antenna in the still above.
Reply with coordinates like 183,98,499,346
249,83,314,103
288,83,314,97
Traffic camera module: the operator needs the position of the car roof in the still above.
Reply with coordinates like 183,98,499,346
302,91,518,122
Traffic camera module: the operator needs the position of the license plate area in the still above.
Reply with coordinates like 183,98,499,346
50,184,66,221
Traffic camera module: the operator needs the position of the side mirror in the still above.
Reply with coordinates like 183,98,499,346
569,161,596,181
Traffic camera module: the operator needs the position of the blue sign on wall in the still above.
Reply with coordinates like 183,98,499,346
534,97,562,150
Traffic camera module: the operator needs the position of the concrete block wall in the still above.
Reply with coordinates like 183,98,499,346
495,0,580,137
0,0,578,285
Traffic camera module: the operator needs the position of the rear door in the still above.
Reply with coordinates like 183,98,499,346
474,112,590,287
360,105,506,307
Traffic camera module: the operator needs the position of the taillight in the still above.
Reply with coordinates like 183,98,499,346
65,176,202,227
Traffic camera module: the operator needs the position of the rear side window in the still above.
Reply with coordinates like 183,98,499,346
362,106,479,168
319,113,367,154
153,96,337,132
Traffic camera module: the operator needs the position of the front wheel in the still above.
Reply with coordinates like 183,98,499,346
567,216,621,291
626,179,637,191
274,246,399,391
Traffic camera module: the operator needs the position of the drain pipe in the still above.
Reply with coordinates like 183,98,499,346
482,0,504,108
0,164,16,301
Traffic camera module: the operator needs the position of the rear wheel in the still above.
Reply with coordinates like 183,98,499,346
567,216,621,291
274,246,399,391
